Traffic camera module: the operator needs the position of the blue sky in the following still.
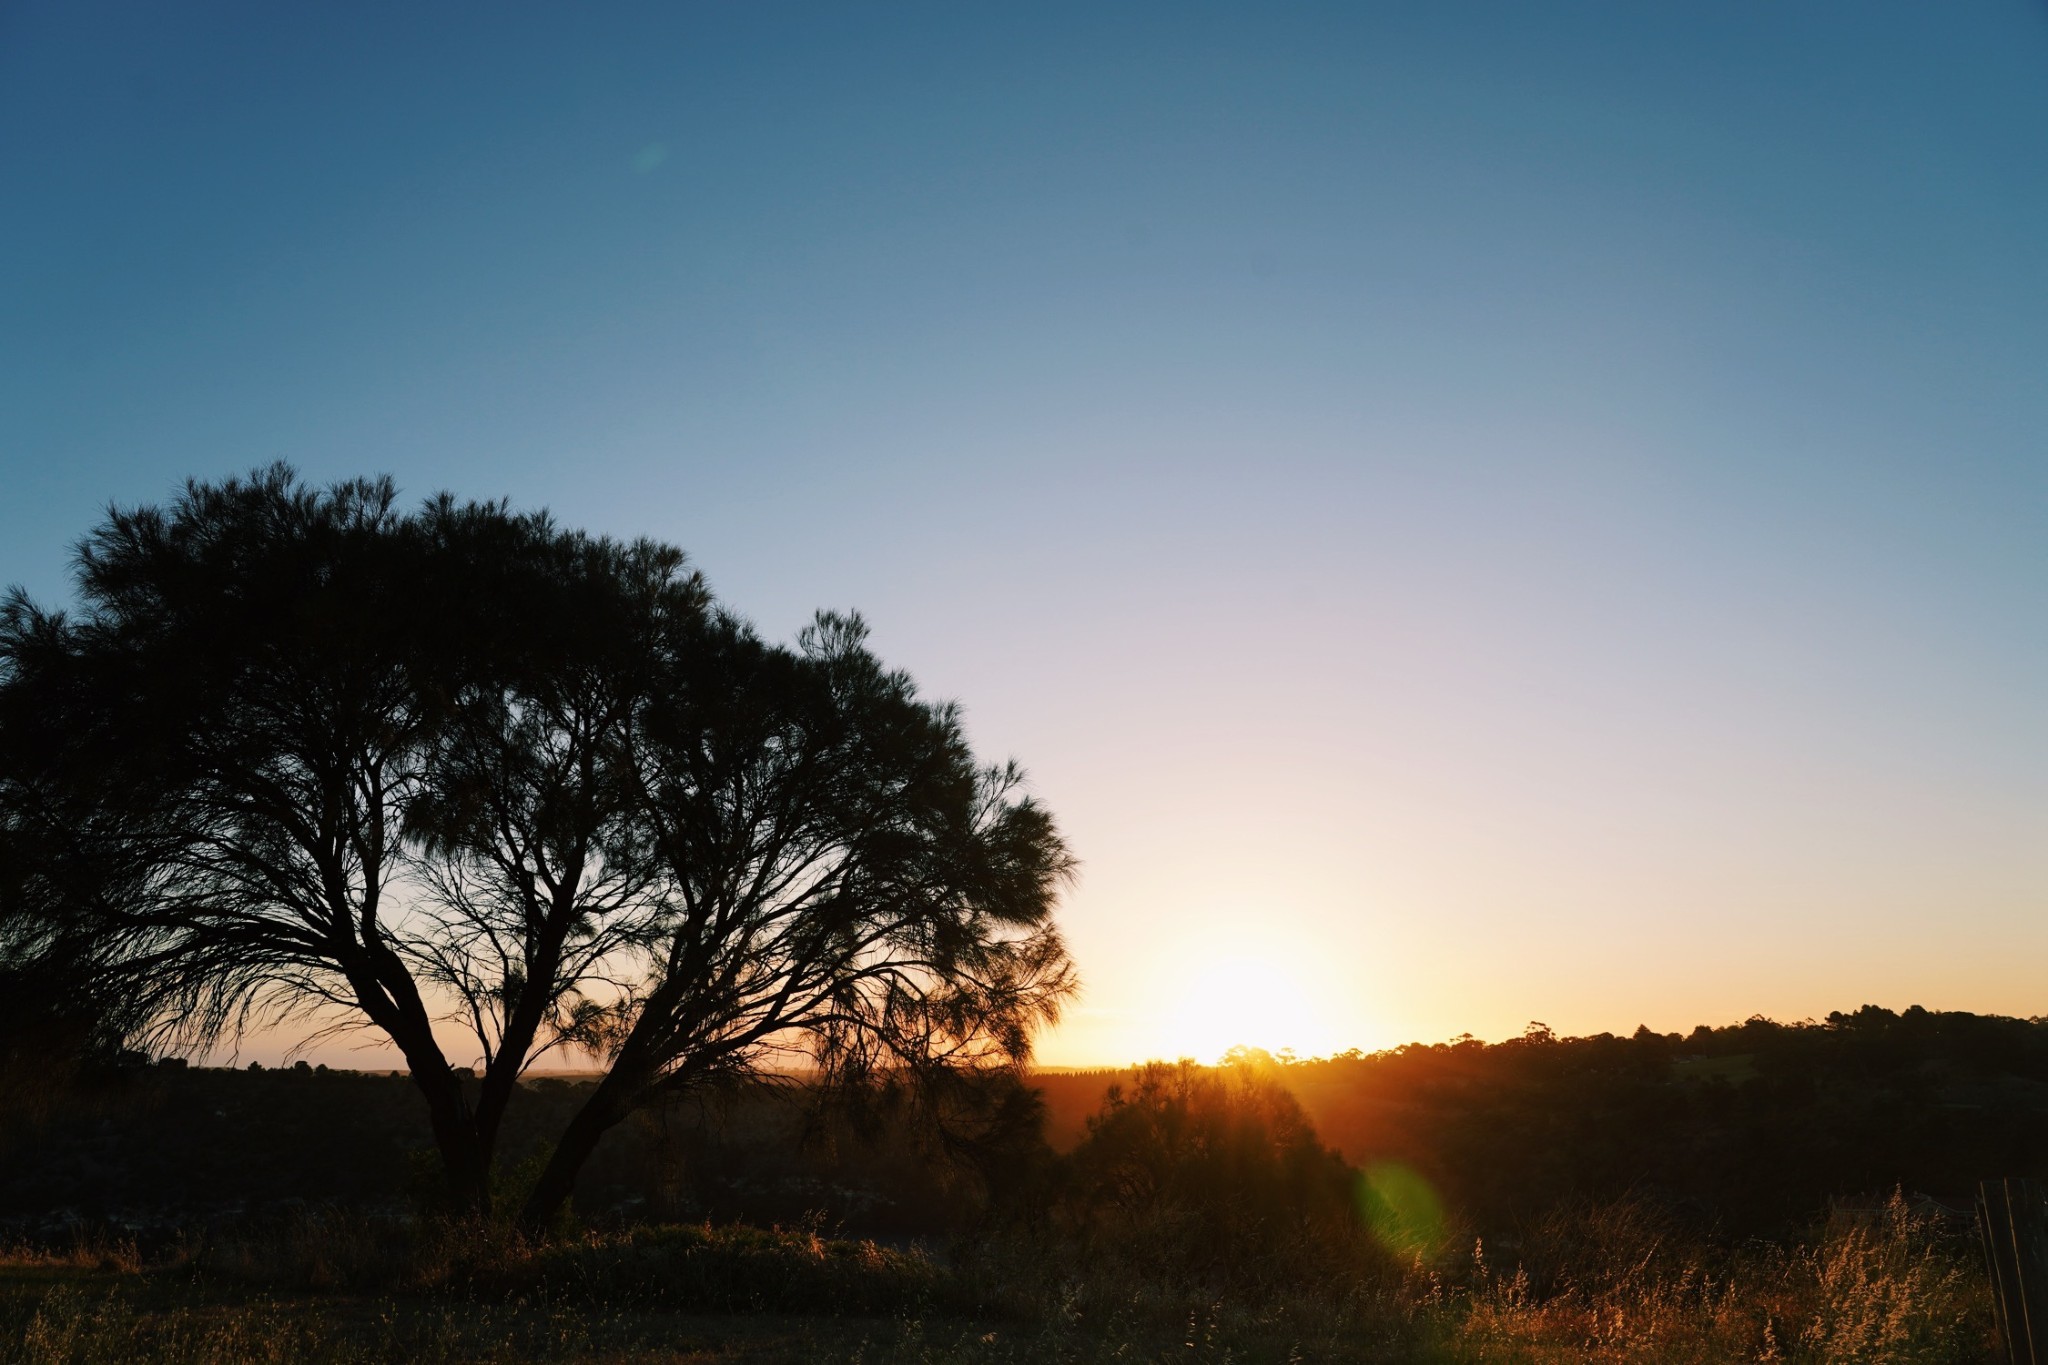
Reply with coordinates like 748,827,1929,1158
4,2,2045,1061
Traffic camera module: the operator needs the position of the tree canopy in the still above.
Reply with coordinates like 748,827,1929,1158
0,466,1075,1228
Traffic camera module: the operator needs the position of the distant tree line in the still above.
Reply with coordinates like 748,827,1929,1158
0,466,1074,1232
7,1004,2043,1285
1227,1005,2048,1238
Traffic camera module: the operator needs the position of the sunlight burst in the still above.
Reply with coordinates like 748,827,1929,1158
1160,953,1334,1062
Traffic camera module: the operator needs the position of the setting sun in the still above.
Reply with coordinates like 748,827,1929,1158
1156,952,1346,1063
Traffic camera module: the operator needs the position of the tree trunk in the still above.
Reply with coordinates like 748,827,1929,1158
413,1063,493,1219
353,960,499,1220
516,1083,628,1234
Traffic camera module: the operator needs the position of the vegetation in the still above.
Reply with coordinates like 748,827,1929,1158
1034,1007,2048,1241
0,1015,2024,1361
0,1152,1993,1364
0,467,1073,1230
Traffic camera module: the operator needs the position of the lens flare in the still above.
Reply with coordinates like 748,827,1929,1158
1357,1161,1447,1261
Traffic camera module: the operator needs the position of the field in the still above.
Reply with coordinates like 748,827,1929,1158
0,1197,1993,1363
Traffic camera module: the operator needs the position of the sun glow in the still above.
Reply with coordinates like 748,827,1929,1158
1156,951,1343,1063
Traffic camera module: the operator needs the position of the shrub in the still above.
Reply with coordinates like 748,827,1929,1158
1059,1055,1389,1290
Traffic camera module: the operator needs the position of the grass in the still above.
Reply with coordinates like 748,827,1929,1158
0,1193,1996,1363
1441,1195,1985,1364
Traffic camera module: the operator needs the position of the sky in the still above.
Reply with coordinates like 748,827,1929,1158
2,2,2044,1067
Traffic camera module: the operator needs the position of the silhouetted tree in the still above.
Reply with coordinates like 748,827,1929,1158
0,466,1075,1228
0,849,141,1134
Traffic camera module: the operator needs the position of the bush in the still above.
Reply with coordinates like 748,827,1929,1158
1059,1055,1392,1290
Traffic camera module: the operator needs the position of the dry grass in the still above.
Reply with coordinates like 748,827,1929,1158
1442,1193,1988,1364
0,1193,1996,1363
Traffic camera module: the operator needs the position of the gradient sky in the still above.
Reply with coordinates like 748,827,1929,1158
3,3,2044,1066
